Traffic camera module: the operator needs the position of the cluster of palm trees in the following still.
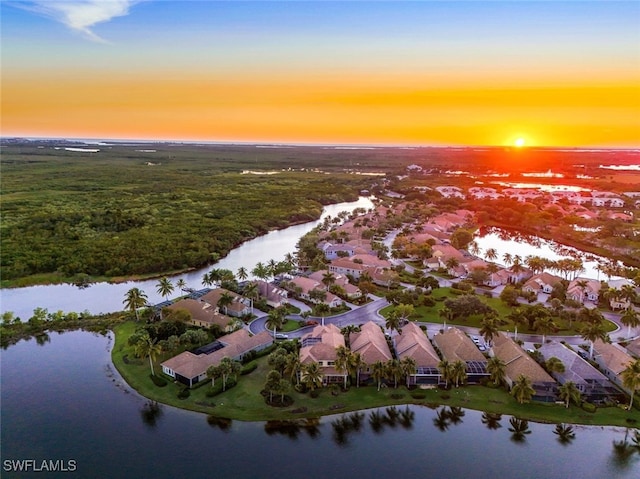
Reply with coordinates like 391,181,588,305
207,357,241,392
367,357,418,391
437,359,468,389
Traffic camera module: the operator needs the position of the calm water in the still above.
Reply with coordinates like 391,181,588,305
0,197,374,320
2,331,639,479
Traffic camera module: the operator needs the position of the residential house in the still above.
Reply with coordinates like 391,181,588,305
606,278,636,310
625,338,640,359
566,278,601,304
256,280,289,308
592,339,634,392
433,328,489,383
299,324,348,386
201,288,251,318
523,272,563,294
484,269,512,287
161,329,273,388
491,333,556,402
308,270,362,300
166,298,230,329
394,322,441,385
425,244,466,270
288,276,341,307
538,342,618,403
350,321,392,381
435,186,465,199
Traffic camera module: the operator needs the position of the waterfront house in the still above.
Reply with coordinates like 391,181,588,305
166,298,230,329
592,339,634,392
538,342,617,403
432,328,488,383
256,280,289,309
299,324,348,386
394,322,441,385
308,270,362,300
161,329,273,388
350,321,392,381
201,288,251,317
288,276,342,307
491,333,556,402
523,272,563,295
566,278,601,304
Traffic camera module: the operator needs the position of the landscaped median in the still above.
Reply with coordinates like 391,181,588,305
111,322,640,425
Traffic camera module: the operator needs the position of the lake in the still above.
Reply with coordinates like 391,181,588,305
1,330,638,478
0,197,374,321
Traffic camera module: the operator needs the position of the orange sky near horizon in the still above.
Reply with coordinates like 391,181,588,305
3,70,639,147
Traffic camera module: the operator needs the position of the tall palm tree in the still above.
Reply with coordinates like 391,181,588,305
334,345,352,388
237,267,248,282
284,352,302,385
217,291,235,315
620,308,640,338
322,271,337,289
479,315,500,347
385,310,401,335
135,334,162,376
439,307,454,329
176,278,187,293
469,241,481,256
484,248,498,262
510,374,535,404
558,381,581,408
267,259,278,280
218,357,241,391
451,360,467,388
533,315,557,344
350,351,364,387
401,356,417,387
580,321,609,359
252,262,269,281
545,356,565,375
123,288,148,322
265,308,285,339
438,359,453,389
621,359,640,410
371,360,386,391
156,277,174,302
502,252,513,267
385,359,404,389
301,362,324,392
243,281,259,313
486,356,506,386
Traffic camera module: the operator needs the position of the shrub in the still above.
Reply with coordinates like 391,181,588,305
241,362,258,375
150,374,167,387
422,296,436,307
581,401,597,413
410,392,426,399
177,388,191,399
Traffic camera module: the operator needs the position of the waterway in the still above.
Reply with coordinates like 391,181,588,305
0,197,374,321
1,330,638,478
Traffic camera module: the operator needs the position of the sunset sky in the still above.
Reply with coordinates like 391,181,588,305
2,1,639,147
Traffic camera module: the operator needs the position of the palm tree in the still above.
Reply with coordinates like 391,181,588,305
395,304,414,326
484,248,498,262
321,271,336,289
438,359,453,389
218,357,241,391
534,315,557,344
511,374,535,404
479,315,500,347
401,356,417,387
267,259,278,280
545,356,565,375
301,362,324,392
252,262,269,281
243,281,259,313
135,335,161,376
207,364,222,388
451,360,467,388
469,241,481,256
486,356,506,386
558,381,581,408
265,308,285,339
385,359,403,389
554,423,576,444
502,252,513,267
237,267,248,282
334,346,352,388
176,278,187,293
217,291,235,315
580,321,609,359
445,257,459,272
350,351,364,387
620,308,640,338
123,288,148,321
371,360,386,391
156,277,174,302
439,307,454,329
621,359,640,410
314,302,330,325
385,310,401,335
284,352,302,385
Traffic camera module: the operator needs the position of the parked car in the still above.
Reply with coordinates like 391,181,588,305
275,333,289,340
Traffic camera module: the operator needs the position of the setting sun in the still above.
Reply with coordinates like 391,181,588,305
515,138,526,147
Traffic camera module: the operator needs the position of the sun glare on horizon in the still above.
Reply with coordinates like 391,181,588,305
515,138,526,148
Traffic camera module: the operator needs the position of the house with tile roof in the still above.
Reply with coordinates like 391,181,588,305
538,342,618,403
433,328,489,383
592,339,634,392
288,276,341,307
161,329,273,388
394,322,441,385
166,298,231,329
625,338,640,359
523,272,563,295
255,280,289,308
308,270,362,300
299,324,348,386
350,321,392,381
566,278,601,304
200,288,251,318
491,333,556,402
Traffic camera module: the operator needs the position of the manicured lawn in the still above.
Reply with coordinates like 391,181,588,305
280,320,302,333
112,322,640,426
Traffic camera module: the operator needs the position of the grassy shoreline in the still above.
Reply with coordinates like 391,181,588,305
111,322,640,426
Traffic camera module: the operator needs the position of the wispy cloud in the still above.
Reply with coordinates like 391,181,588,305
15,1,141,43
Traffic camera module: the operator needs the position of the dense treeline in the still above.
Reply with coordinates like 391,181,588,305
1,144,375,285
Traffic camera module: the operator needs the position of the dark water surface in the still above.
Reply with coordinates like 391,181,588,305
2,331,639,478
